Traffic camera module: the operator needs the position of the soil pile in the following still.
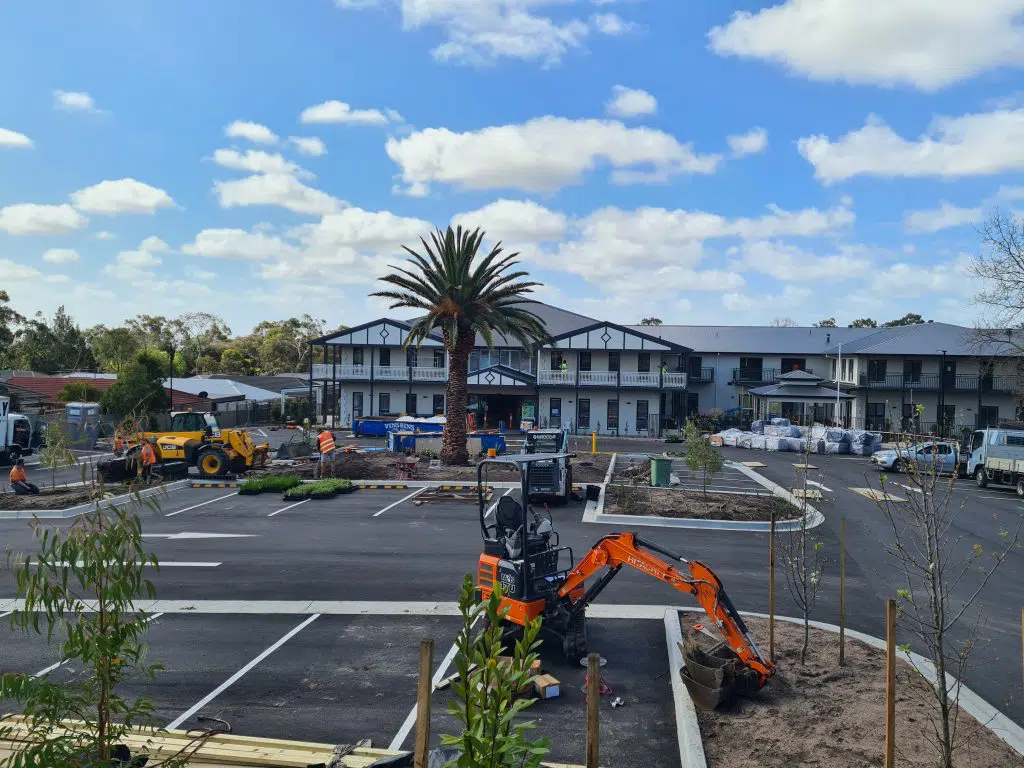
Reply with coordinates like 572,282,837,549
0,487,103,511
606,487,794,521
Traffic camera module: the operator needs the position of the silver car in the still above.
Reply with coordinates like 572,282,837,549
871,441,962,475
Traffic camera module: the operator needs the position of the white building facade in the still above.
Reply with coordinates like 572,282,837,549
308,306,1023,437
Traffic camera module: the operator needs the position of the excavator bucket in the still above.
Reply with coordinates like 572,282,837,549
680,631,761,710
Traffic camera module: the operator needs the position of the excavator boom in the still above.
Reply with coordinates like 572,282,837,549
557,532,774,686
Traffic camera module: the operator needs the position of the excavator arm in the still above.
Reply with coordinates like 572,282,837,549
556,532,774,686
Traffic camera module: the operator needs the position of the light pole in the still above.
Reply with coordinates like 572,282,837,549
937,349,947,436
165,344,177,415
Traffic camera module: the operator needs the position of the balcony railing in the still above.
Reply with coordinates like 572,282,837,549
663,372,688,389
537,370,687,388
688,367,714,383
620,372,659,387
953,374,1019,393
580,371,619,386
310,364,448,382
732,368,778,384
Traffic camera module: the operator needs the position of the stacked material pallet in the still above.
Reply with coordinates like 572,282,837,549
0,716,586,768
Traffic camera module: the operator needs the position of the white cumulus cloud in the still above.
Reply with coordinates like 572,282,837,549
903,202,985,234
212,148,312,179
53,90,100,112
1,259,43,281
299,100,398,125
452,199,569,243
288,136,328,156
42,248,80,264
95,231,116,240
224,120,279,145
386,116,722,195
0,203,87,235
708,0,1024,92
213,173,344,216
798,109,1024,184
605,85,657,118
70,178,175,215
0,128,33,148
727,127,768,158
182,228,297,261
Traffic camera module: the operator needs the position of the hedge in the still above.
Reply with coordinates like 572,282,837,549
283,479,355,500
238,475,303,495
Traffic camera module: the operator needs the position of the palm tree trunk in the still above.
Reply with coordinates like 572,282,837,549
442,335,474,465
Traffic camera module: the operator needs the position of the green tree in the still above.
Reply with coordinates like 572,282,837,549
848,317,878,328
683,419,723,502
0,289,25,368
441,575,549,767
373,226,550,464
126,314,174,350
813,317,837,327
218,346,257,375
58,381,102,403
246,315,330,374
38,421,77,489
86,325,141,374
883,312,926,327
100,351,170,418
194,354,220,374
639,317,663,325
14,306,96,374
168,312,231,375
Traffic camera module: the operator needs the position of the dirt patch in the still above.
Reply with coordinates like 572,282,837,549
605,486,795,521
687,616,1020,768
0,487,105,511
257,452,612,483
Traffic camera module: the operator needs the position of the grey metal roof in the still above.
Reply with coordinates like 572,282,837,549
750,384,855,399
823,322,1019,357
630,325,874,354
205,374,308,393
410,302,599,348
777,369,822,382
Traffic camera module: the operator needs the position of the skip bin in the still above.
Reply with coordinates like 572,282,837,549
650,456,672,488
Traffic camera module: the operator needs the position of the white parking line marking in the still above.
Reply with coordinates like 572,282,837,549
165,613,321,731
806,480,833,492
0,611,12,619
389,615,480,750
484,488,514,520
372,487,427,518
255,428,268,437
896,483,924,495
268,499,310,517
31,612,166,678
165,492,238,517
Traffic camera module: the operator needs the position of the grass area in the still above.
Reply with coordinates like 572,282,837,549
238,474,303,495
283,478,354,500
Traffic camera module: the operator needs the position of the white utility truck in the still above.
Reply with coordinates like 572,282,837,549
967,426,1024,494
0,395,35,465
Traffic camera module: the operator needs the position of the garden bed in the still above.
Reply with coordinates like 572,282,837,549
605,486,796,521
687,616,1020,768
0,487,105,511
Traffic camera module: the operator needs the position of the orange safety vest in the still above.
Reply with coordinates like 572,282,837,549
317,430,337,455
140,443,157,466
9,466,26,483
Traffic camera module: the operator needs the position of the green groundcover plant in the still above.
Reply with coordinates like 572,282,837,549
238,475,302,495
282,478,354,500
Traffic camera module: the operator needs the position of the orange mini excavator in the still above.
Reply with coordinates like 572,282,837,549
475,453,775,705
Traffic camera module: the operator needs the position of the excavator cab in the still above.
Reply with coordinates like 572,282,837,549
475,454,776,707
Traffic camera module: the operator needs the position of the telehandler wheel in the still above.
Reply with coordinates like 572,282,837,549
198,448,230,478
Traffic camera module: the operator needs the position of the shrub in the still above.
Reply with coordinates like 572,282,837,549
238,474,302,495
282,478,353,500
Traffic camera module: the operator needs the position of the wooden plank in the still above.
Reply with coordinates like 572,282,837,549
790,488,822,500
741,461,766,467
586,653,600,768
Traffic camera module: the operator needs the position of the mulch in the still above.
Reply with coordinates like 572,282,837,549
604,486,797,521
0,487,104,511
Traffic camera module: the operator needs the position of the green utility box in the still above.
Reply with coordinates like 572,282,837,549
650,456,673,488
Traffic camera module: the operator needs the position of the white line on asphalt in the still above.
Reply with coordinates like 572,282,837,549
484,487,514,520
255,428,268,437
165,613,321,731
896,483,924,495
165,492,238,517
32,613,165,678
806,480,834,492
389,615,480,751
0,611,12,619
372,487,427,517
268,499,310,517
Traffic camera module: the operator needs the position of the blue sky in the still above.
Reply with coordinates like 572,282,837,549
1,0,1023,334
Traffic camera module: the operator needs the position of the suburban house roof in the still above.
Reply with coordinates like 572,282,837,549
3,376,211,411
203,374,308,393
164,378,281,402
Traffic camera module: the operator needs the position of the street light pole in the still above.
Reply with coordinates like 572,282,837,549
938,349,947,436
168,345,176,414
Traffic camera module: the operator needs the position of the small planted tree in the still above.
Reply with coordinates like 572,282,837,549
38,421,76,490
683,419,723,502
778,437,826,664
873,430,1023,768
441,575,550,767
0,492,211,767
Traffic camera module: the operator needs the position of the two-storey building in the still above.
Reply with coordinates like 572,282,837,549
308,304,1023,436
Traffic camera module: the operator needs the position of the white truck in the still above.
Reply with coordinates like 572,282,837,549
0,395,35,465
966,427,1024,494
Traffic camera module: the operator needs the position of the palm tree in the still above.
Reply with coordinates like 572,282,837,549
373,226,550,465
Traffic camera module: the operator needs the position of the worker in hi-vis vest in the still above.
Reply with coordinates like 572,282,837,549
139,440,158,481
317,429,337,476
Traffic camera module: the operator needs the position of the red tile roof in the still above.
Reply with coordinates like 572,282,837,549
5,376,211,411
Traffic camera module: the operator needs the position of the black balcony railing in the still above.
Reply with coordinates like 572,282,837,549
856,373,1018,392
732,367,814,384
857,373,940,390
689,367,715,383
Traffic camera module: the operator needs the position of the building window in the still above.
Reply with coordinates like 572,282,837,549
781,357,806,372
842,358,853,382
353,348,364,366
866,402,886,429
903,360,922,384
579,351,592,371
607,399,619,430
577,399,590,429
378,392,391,415
940,405,956,430
608,351,620,372
405,393,417,415
739,357,763,380
433,350,445,369
636,400,649,431
550,397,562,421
378,348,391,367
867,359,887,383
830,359,837,380
433,394,445,415
638,353,650,373
551,351,564,370
978,405,999,427
352,392,363,419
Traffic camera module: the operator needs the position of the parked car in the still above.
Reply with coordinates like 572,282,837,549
870,441,963,475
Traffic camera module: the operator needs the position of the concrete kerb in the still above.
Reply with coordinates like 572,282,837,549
0,480,192,520
664,609,708,768
670,608,1024,762
584,457,822,532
